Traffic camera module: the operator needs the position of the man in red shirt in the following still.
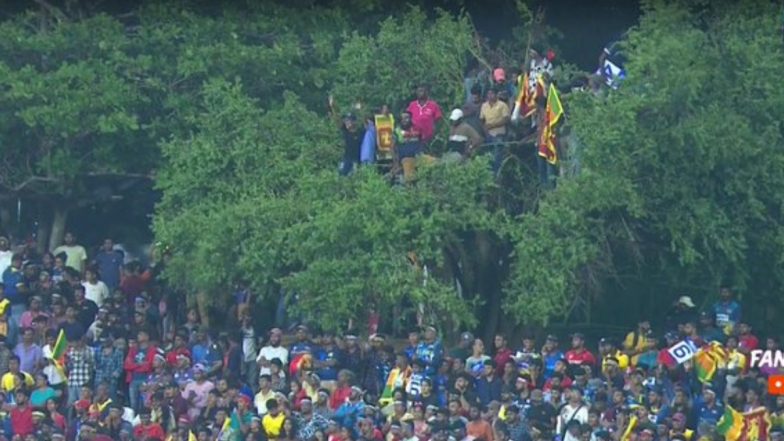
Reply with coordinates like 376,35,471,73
133,408,166,440
493,334,513,374
10,389,34,437
738,322,759,353
565,333,596,367
406,84,442,143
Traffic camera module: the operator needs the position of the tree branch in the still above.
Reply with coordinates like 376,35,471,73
32,0,68,23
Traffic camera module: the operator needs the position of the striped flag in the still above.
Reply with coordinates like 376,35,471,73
694,341,728,383
538,83,564,165
51,329,67,360
717,406,744,441
50,329,68,383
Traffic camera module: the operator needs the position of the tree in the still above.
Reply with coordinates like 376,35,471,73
505,0,784,331
0,12,152,250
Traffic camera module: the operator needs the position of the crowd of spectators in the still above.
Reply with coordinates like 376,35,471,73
0,231,780,441
330,45,586,186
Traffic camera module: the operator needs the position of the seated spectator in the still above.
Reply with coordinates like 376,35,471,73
446,109,484,161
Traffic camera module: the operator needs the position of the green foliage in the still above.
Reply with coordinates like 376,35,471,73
154,78,507,330
0,14,151,191
505,0,784,326
332,7,477,114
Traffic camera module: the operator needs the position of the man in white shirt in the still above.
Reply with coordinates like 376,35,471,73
82,267,109,307
256,328,288,377
53,232,88,273
0,237,12,276
557,387,588,439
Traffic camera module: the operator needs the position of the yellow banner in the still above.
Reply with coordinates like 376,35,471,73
375,114,395,159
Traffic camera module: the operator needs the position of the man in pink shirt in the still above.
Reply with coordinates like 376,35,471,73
406,85,442,143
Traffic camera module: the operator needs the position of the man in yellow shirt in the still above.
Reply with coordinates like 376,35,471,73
599,338,629,376
262,398,285,440
1,355,34,392
480,87,511,174
623,320,653,367
53,232,88,273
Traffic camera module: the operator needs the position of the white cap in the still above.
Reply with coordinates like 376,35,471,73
449,108,464,121
678,296,695,308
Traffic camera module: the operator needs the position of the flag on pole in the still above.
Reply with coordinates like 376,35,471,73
52,329,67,360
49,329,68,383
538,83,563,165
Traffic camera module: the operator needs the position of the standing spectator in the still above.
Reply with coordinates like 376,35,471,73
713,287,741,332
463,86,485,136
480,87,511,174
240,313,259,386
446,109,484,161
93,238,123,292
10,389,35,437
72,285,98,331
94,337,123,401
493,334,514,374
66,337,95,406
2,355,34,393
0,236,12,275
328,95,364,177
19,295,47,330
124,329,157,410
257,328,289,378
13,327,42,373
541,335,565,379
82,267,109,307
556,388,588,438
475,360,502,406
53,232,88,273
565,333,596,367
528,45,554,90
623,319,653,367
406,84,443,144
414,326,443,377
3,253,27,328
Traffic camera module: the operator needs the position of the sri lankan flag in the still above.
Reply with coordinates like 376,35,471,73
538,83,563,165
717,407,744,441
50,329,68,383
694,341,727,383
741,407,771,441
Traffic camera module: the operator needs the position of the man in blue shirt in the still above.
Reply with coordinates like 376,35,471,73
290,325,313,357
712,287,741,332
313,333,341,389
695,387,723,431
93,239,123,292
542,335,565,380
414,326,443,376
2,254,27,328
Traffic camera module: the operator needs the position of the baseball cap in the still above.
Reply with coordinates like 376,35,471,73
460,332,474,341
449,108,464,121
678,296,695,307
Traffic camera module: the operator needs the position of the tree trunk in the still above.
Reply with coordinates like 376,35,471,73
36,219,49,255
48,205,68,251
196,290,210,327
0,205,12,236
476,232,503,342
